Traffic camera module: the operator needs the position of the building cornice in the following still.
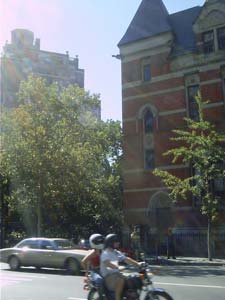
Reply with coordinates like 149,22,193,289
119,32,173,59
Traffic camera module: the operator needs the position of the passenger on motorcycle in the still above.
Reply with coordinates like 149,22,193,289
81,233,104,286
100,234,140,300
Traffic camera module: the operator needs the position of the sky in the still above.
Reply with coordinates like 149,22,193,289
0,0,205,121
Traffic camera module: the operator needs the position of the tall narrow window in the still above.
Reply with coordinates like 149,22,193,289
143,64,151,82
142,107,155,170
218,27,225,50
144,110,154,133
203,30,214,53
145,149,155,170
188,85,199,120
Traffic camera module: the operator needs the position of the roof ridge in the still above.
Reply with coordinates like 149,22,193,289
170,5,202,17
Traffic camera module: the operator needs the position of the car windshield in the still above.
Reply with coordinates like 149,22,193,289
53,239,75,250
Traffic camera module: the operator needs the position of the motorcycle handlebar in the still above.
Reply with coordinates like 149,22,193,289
119,261,151,272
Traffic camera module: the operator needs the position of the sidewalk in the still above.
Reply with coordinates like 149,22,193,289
146,256,225,266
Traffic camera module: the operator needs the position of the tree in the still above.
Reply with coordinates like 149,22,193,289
153,94,225,260
1,75,123,238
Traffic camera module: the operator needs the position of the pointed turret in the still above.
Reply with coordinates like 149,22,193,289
118,0,171,46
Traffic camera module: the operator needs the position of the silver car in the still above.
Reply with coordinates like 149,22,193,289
0,237,89,275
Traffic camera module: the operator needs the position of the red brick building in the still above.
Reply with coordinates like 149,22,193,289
118,0,225,256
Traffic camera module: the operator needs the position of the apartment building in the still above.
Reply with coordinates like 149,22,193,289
1,29,101,119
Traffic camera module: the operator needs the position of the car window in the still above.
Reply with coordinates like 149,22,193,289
40,240,54,250
16,240,40,249
53,239,75,250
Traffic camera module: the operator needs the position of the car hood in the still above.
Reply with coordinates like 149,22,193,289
0,248,15,252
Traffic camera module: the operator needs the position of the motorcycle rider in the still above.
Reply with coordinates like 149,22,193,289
100,233,140,300
81,233,104,286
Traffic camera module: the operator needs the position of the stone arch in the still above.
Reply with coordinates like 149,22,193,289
194,5,225,32
147,191,174,233
137,103,158,120
201,10,225,29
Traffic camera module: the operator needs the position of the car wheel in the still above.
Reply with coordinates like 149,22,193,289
65,258,80,275
9,256,20,271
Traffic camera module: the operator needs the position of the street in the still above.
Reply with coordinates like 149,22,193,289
0,263,225,300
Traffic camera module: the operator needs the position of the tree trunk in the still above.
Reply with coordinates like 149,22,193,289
207,217,212,261
37,179,43,237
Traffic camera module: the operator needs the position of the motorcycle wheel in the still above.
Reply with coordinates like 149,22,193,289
88,289,102,300
145,290,174,300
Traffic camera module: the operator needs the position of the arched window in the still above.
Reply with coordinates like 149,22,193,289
144,109,154,133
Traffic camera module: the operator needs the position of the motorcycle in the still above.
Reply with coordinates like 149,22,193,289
83,263,173,300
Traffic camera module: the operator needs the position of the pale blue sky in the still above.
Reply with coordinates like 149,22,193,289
0,0,205,121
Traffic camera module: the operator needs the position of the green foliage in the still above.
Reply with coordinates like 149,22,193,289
153,93,225,222
1,75,123,237
153,93,225,259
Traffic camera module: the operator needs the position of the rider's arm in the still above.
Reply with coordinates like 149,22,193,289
103,259,119,270
81,249,95,269
124,256,140,267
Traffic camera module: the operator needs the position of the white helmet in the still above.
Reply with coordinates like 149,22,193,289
89,233,104,250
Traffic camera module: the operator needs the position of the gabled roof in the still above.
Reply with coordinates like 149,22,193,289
118,0,171,47
169,6,202,53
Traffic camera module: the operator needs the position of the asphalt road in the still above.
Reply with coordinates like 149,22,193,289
1,263,225,300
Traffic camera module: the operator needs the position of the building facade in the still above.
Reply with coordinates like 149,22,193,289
0,29,100,118
1,29,84,107
118,0,225,256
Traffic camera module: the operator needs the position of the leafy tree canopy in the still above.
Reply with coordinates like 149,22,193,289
1,75,123,238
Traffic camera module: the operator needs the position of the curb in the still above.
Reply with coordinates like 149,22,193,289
145,257,225,267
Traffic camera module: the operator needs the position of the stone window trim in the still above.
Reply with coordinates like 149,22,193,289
143,64,151,82
141,57,152,83
140,104,159,135
217,26,225,50
187,85,200,121
144,109,154,133
137,104,157,170
202,30,215,53
184,73,200,121
137,103,158,120
201,26,225,54
137,104,159,133
193,5,225,34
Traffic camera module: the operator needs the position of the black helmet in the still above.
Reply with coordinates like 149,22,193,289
104,234,119,249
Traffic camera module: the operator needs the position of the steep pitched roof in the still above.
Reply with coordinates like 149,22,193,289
118,0,171,47
169,6,202,54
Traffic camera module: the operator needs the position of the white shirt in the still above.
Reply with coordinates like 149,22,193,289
100,248,126,277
